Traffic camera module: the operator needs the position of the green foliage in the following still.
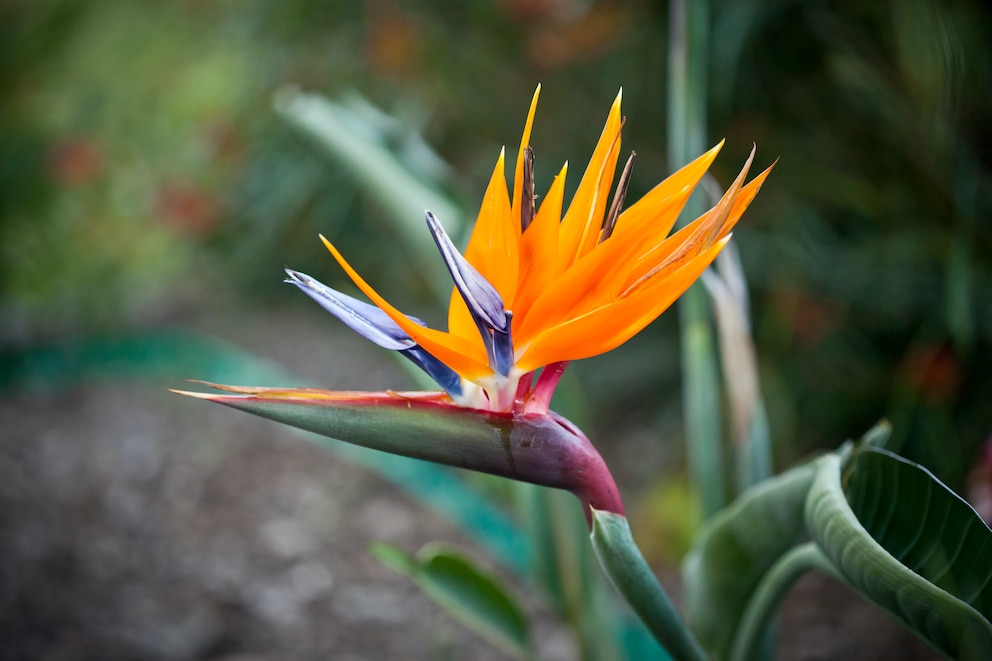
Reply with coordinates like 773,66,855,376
844,448,992,618
682,429,992,660
715,0,992,479
806,448,992,659
3,0,989,486
274,87,464,299
682,461,816,659
371,542,533,660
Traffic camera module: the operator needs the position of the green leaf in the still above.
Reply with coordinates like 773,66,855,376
806,448,992,660
846,448,992,616
682,460,816,658
861,419,893,449
371,542,532,660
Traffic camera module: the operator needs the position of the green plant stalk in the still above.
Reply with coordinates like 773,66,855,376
680,287,725,519
668,0,726,519
735,402,772,493
591,510,708,661
727,542,836,661
525,486,624,661
668,0,708,168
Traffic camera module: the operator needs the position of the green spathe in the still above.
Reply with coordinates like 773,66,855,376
174,383,622,521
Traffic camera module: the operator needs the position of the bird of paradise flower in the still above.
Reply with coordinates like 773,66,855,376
176,85,771,524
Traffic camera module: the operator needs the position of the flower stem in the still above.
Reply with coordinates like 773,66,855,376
590,510,709,661
667,0,708,174
668,0,726,520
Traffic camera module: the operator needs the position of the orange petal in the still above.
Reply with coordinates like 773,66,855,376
463,149,517,299
516,237,730,370
446,283,476,345
624,148,753,288
516,149,725,342
450,149,516,340
713,160,774,240
516,227,633,346
556,89,623,273
608,141,724,253
320,235,493,380
513,161,567,327
628,159,771,289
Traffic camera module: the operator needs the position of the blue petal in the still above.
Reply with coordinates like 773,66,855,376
285,269,418,351
493,311,514,377
402,347,463,396
424,211,507,331
286,268,462,397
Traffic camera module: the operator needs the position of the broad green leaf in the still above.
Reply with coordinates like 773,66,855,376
861,420,893,449
682,460,816,658
846,448,992,617
806,449,992,660
371,542,532,660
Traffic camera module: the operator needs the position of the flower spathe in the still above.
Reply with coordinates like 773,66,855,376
174,384,624,519
312,86,772,413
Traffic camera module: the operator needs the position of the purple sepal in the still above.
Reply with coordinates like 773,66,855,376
402,346,463,397
424,211,507,332
285,269,419,350
493,311,514,376
286,269,462,397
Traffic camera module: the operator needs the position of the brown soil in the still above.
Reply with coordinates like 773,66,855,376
0,307,935,660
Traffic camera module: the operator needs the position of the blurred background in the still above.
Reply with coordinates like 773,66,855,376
1,0,990,658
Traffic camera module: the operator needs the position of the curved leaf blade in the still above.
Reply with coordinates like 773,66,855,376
806,450,992,660
844,447,992,619
371,542,532,660
682,460,816,658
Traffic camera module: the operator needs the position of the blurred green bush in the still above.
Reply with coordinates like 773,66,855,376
1,0,989,489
